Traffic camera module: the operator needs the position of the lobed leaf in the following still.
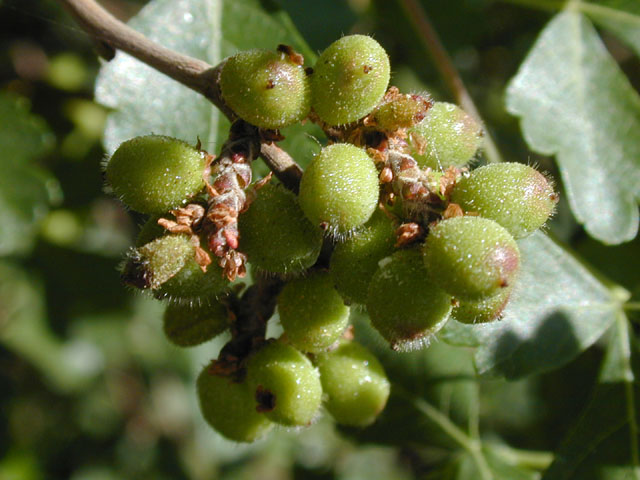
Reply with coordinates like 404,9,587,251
506,11,640,244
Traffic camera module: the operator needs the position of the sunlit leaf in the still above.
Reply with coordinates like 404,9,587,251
506,11,640,244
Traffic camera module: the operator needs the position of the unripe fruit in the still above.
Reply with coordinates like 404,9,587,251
299,144,379,235
163,300,229,347
238,183,322,274
452,286,512,324
246,342,322,426
408,102,483,170
367,249,452,351
155,257,229,304
450,163,557,239
315,341,390,427
197,368,273,443
311,35,390,126
105,135,206,214
220,49,310,129
121,234,194,290
423,216,520,300
373,92,430,131
277,271,349,353
131,221,230,303
329,209,396,304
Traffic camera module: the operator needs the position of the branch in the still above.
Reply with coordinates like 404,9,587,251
57,0,303,188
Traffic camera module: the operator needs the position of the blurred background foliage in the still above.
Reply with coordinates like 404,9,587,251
0,0,638,479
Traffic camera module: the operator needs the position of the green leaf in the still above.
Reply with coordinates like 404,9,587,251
505,11,640,244
542,315,640,479
0,93,58,256
96,0,316,161
441,232,620,379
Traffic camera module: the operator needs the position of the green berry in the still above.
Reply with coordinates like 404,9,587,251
366,249,452,351
316,341,390,427
299,144,379,235
246,342,322,426
330,209,396,304
450,163,557,239
239,183,322,274
220,49,310,129
277,271,350,353
373,92,430,131
121,234,194,290
311,35,390,126
105,135,206,214
197,368,273,443
155,257,229,304
423,216,520,300
452,286,512,324
408,102,483,170
163,300,229,347
129,220,230,303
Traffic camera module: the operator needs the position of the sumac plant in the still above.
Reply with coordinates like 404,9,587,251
51,0,640,477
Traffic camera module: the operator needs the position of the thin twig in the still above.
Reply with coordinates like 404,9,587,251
56,0,303,188
396,0,504,164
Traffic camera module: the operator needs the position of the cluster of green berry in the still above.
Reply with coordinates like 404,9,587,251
104,34,556,442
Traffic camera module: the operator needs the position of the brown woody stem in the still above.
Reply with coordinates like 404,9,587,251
56,0,303,188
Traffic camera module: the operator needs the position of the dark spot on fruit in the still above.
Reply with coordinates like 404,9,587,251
255,385,276,412
265,79,275,90
363,65,372,74
121,259,152,289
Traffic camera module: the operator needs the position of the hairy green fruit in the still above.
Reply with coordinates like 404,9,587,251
299,144,379,235
246,342,322,426
220,49,310,129
450,163,557,239
105,135,206,214
330,209,396,304
121,234,194,290
452,287,512,324
373,92,430,131
130,221,229,303
367,249,452,351
311,35,390,126
197,368,273,443
155,257,228,304
408,102,483,170
239,182,322,274
163,300,229,347
423,216,520,300
316,341,390,427
277,271,349,353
